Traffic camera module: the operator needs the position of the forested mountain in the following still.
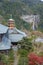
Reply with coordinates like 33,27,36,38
1,0,41,5
0,0,43,32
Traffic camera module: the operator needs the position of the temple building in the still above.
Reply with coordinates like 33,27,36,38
0,24,11,53
8,18,26,45
0,18,26,52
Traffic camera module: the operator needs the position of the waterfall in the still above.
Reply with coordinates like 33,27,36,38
32,21,35,30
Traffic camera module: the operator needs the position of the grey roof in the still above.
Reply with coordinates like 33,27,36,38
15,28,27,37
9,27,26,37
0,36,11,50
0,24,8,34
35,37,43,43
9,28,27,42
9,34,24,42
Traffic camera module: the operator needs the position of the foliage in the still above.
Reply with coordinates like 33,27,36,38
18,49,28,57
18,57,28,65
0,53,8,65
8,49,14,63
28,52,43,65
0,1,32,30
38,52,43,56
0,49,14,65
19,38,34,52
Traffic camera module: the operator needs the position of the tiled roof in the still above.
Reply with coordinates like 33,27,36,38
0,36,11,50
0,24,8,34
35,37,43,43
9,28,27,42
9,27,26,36
0,24,26,43
9,34,24,42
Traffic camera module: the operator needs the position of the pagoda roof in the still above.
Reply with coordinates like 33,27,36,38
0,36,11,50
9,28,27,42
35,37,43,43
9,34,24,42
0,24,8,34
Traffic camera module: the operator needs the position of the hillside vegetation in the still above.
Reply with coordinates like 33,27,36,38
0,0,43,32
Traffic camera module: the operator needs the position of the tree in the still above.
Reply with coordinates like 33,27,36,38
19,38,33,51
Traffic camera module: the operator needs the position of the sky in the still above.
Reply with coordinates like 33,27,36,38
41,0,43,1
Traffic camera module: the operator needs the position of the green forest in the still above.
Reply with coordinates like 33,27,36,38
0,0,43,32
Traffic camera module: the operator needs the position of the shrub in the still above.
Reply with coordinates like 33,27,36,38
20,38,34,52
38,52,43,56
19,49,28,57
28,53,43,65
8,49,14,63
0,53,8,65
18,57,28,65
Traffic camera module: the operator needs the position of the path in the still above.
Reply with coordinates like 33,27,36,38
14,54,20,65
12,46,20,65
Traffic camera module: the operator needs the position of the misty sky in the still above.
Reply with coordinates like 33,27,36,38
41,0,43,1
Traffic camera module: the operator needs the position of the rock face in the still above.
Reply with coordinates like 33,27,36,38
21,15,40,23
21,15,40,30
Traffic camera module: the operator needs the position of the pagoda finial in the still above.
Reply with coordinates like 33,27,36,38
8,14,15,30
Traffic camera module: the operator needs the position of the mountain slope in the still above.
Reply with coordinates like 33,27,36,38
0,1,32,30
0,0,43,32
